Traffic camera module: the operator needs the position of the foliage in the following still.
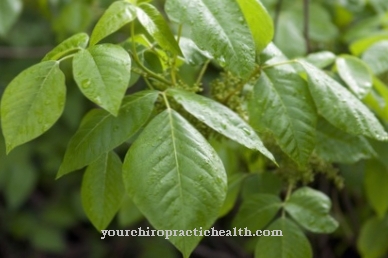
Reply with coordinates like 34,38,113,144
1,0,388,257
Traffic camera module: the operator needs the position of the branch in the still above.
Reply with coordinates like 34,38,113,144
274,0,283,40
0,46,52,59
303,0,312,53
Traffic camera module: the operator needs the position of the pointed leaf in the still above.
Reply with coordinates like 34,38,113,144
362,40,388,75
299,60,388,141
357,216,388,258
219,173,245,217
57,90,158,177
117,194,143,227
90,1,136,46
315,118,376,163
179,37,213,65
249,65,317,166
336,55,373,98
233,194,282,231
235,0,273,53
167,88,276,164
255,218,312,258
43,33,89,61
364,160,388,218
73,44,131,116
1,61,66,153
123,109,227,258
81,151,125,230
165,0,256,78
284,187,338,233
136,3,181,55
0,0,22,36
304,51,336,68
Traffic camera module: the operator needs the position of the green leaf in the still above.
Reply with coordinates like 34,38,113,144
358,216,388,258
315,118,376,164
1,61,66,153
123,109,227,258
284,187,338,233
235,0,273,53
57,90,158,177
0,0,22,37
219,173,245,217
42,33,89,61
167,88,276,164
299,60,388,141
81,151,125,231
255,218,312,258
336,55,373,98
362,40,388,75
249,65,317,166
118,194,143,227
350,32,388,56
179,37,213,66
136,3,181,55
1,145,37,210
304,51,336,68
233,194,282,231
365,160,388,218
165,0,256,78
90,1,136,46
73,44,131,116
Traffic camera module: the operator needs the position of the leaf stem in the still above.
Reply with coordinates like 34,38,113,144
144,77,155,90
58,53,76,62
282,182,294,218
261,59,298,70
195,59,211,86
130,22,171,89
303,0,312,53
170,24,183,86
161,92,171,110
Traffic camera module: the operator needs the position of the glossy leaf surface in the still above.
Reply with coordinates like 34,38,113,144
1,61,66,153
167,88,276,164
73,44,131,116
58,91,158,177
123,109,227,258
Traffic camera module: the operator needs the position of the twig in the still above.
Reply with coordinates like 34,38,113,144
303,0,312,53
274,0,283,40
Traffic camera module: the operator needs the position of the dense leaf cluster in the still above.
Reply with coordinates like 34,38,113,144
1,0,388,257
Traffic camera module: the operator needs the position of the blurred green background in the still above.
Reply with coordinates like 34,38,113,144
1,0,388,257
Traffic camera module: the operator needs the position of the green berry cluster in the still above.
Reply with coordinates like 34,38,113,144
210,71,245,114
258,131,343,188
